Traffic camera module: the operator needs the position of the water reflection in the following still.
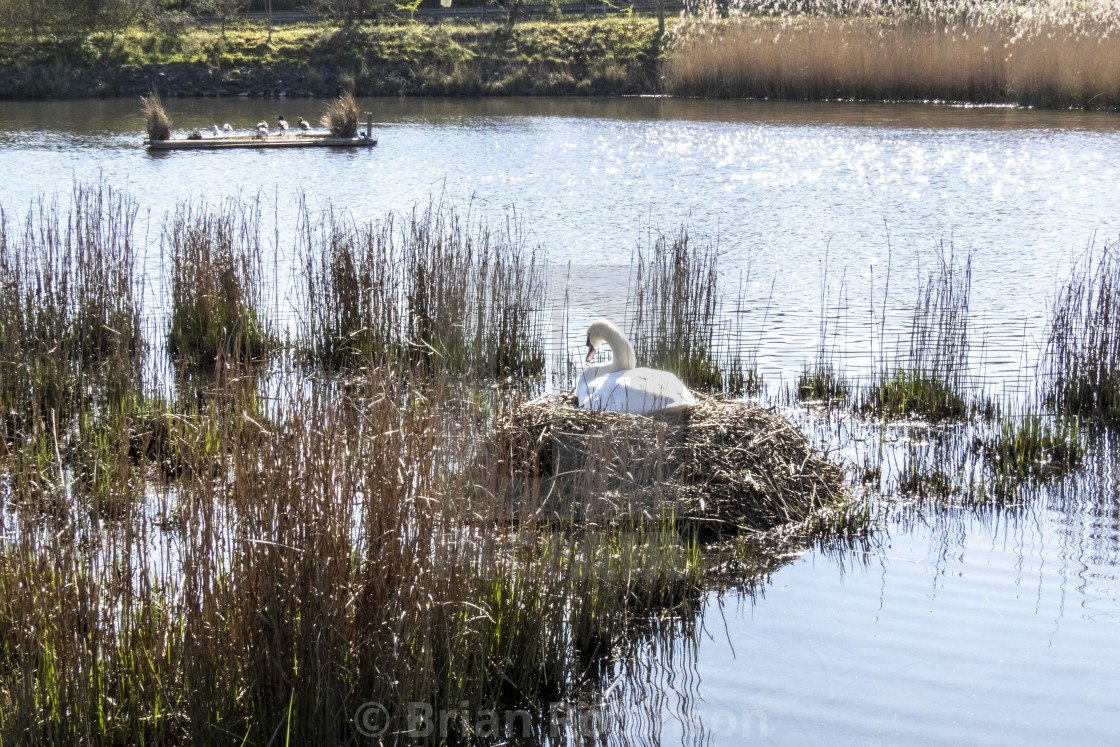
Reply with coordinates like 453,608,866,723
590,414,1120,746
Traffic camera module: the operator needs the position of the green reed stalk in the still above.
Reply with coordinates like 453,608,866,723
861,244,976,421
797,252,851,405
628,227,748,393
1043,237,1120,421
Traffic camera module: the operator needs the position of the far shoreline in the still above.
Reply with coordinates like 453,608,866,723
3,14,1119,111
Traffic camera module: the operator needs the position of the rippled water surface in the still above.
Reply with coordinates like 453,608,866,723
3,97,1120,745
3,97,1119,378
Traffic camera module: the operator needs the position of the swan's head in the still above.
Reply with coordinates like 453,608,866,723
584,319,623,363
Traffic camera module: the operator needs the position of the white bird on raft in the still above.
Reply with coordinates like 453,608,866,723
297,116,310,133
222,123,233,133
256,121,269,138
212,124,220,137
278,115,289,134
577,319,696,415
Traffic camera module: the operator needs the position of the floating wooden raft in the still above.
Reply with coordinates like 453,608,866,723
145,133,376,150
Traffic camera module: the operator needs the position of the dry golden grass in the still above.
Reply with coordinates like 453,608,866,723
140,90,171,140
668,17,1120,108
320,91,359,137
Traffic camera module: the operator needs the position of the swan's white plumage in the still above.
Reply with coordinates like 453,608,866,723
578,365,696,414
576,319,695,415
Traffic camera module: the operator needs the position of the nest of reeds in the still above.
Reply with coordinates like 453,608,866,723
470,394,845,532
321,92,359,138
140,90,172,140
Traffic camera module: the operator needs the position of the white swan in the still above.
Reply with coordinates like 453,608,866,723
577,319,696,415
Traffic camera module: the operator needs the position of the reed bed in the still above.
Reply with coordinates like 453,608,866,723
0,184,142,450
982,407,1084,483
301,200,547,377
668,3,1120,108
166,198,277,366
628,228,749,393
10,181,1093,743
301,206,404,368
1043,236,1120,421
0,365,709,743
877,403,1085,505
0,188,724,741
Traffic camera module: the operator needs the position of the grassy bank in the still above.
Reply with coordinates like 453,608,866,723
0,17,665,98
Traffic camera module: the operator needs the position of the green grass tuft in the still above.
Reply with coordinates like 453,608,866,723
984,412,1084,481
865,369,969,422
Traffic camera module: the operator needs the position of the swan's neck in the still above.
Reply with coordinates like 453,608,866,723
600,325,636,372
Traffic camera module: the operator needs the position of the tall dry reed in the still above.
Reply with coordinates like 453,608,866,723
405,202,547,378
301,206,404,367
668,11,1120,108
0,184,142,449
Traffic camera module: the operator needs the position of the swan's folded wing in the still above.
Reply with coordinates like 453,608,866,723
579,368,694,414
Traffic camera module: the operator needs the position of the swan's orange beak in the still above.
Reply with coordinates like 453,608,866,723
584,344,596,363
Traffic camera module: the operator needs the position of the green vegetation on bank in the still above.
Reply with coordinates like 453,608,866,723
0,16,666,98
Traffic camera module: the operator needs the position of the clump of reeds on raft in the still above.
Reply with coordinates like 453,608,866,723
321,91,359,138
140,90,171,140
472,394,845,533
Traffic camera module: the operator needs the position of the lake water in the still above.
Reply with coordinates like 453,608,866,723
4,97,1120,380
2,96,1119,744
